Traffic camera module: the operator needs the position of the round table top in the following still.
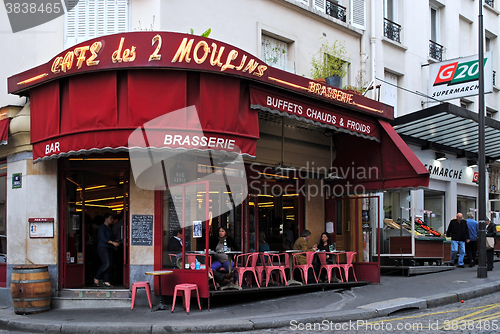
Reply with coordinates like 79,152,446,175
145,270,173,276
284,249,301,253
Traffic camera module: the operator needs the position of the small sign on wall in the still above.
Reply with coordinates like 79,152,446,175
12,173,21,189
29,218,54,238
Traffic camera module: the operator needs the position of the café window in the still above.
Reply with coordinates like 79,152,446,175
161,159,246,270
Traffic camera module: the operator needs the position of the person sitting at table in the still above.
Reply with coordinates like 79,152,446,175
167,230,183,253
293,229,319,281
258,232,270,252
317,232,334,263
210,226,239,273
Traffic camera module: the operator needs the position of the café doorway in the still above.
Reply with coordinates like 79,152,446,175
59,158,130,288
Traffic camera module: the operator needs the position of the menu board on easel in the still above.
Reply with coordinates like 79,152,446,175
131,214,153,246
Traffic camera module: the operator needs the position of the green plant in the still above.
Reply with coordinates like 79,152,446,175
310,38,348,79
189,28,211,37
343,70,370,94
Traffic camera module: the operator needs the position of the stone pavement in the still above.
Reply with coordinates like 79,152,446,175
0,265,499,333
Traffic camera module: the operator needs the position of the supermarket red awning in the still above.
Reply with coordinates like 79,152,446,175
0,118,8,146
330,120,429,193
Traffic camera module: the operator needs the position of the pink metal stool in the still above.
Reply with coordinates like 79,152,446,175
171,283,202,315
131,281,153,310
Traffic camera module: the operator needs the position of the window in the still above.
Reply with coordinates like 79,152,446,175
461,100,472,111
350,0,366,30
487,108,498,119
384,0,397,22
429,4,443,61
485,0,494,8
459,17,472,57
64,0,129,49
383,71,399,117
261,35,291,72
384,0,400,43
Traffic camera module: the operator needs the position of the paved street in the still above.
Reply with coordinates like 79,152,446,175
223,290,500,334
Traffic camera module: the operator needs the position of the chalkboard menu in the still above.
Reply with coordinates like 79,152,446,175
131,215,153,246
168,195,191,249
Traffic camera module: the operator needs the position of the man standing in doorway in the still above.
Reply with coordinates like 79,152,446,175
446,213,470,268
465,212,478,267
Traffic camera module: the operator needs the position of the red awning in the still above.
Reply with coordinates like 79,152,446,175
250,86,380,141
0,119,8,146
329,120,429,193
30,71,259,162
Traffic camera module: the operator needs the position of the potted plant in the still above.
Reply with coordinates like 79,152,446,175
310,38,348,88
343,70,369,95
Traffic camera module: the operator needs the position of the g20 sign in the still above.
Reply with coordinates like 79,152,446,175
429,52,493,101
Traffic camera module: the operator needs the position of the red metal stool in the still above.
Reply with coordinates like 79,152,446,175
131,281,153,310
171,283,202,314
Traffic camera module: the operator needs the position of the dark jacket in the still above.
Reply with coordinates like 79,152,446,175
446,219,470,241
97,224,114,249
486,222,497,245
209,236,239,251
167,236,182,252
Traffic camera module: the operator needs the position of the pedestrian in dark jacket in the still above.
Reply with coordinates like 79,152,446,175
446,213,470,268
486,217,497,271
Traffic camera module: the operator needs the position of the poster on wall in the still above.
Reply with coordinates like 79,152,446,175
193,221,202,238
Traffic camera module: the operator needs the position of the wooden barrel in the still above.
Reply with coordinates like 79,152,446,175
10,265,51,314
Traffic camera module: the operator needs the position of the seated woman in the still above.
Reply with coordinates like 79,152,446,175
317,232,334,263
210,226,239,273
258,232,270,252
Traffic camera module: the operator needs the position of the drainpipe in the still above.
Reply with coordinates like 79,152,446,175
370,0,376,100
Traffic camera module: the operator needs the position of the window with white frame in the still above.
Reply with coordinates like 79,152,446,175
261,35,290,72
383,71,398,117
430,6,439,43
350,0,365,30
64,0,129,49
384,0,400,42
429,3,443,61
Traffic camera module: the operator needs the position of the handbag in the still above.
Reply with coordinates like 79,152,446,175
486,237,495,250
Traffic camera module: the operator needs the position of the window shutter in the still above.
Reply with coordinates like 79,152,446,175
64,0,128,49
351,0,365,30
64,0,78,48
314,0,326,13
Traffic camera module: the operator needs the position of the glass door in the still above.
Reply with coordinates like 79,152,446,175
61,159,129,288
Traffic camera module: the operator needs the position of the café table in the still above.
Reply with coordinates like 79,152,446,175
145,270,173,311
284,249,302,285
217,250,243,290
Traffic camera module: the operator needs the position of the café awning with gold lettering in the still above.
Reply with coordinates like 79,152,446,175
8,31,429,191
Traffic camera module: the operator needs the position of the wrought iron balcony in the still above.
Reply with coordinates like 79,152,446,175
429,40,444,62
384,18,401,43
494,70,496,87
326,0,346,23
485,0,494,8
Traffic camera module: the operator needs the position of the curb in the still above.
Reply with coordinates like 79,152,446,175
1,281,500,333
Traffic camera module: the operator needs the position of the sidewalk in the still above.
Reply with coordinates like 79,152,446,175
0,266,499,333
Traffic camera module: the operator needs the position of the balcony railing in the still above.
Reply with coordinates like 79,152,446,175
429,40,444,62
326,0,346,23
494,70,496,86
485,0,494,8
384,18,401,43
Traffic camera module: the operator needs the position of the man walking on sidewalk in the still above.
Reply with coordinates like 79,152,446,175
446,213,470,268
465,212,478,267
